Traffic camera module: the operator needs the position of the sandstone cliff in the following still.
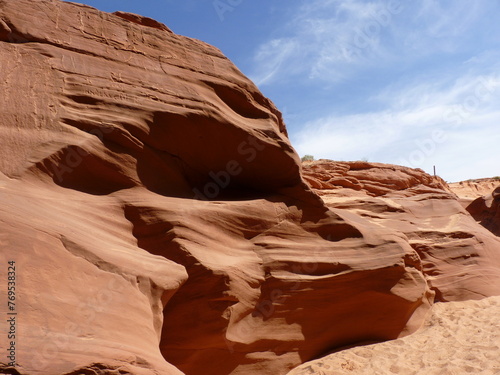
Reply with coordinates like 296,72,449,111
465,186,500,237
295,161,500,373
302,160,500,302
449,178,500,237
449,178,500,202
0,1,499,375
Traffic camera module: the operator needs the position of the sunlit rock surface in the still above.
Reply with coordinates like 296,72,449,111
303,160,500,302
0,1,499,374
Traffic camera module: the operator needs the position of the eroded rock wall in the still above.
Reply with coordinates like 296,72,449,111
0,1,498,375
303,160,500,302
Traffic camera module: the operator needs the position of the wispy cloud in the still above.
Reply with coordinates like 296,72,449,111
292,67,500,181
249,0,500,181
251,0,402,85
250,1,372,84
252,38,298,86
250,0,495,86
416,0,481,38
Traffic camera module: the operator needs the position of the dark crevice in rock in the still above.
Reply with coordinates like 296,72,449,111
113,11,172,33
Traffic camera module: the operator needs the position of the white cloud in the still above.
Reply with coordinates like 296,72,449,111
416,0,481,38
250,0,495,86
248,0,500,181
251,0,402,85
292,69,500,181
250,0,409,85
251,38,298,86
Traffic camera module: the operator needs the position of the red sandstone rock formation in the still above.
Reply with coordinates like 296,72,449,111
466,186,500,237
302,160,450,196
449,178,500,235
0,1,499,375
302,160,500,302
449,178,500,202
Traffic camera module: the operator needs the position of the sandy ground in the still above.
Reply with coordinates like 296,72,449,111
288,296,500,375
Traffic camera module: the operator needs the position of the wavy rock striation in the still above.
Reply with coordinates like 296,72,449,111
466,186,500,237
449,178,500,202
0,1,499,375
302,160,500,302
448,178,500,236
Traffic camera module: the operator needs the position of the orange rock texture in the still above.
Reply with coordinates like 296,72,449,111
449,178,500,202
465,186,500,237
448,178,500,237
303,160,500,303
0,1,499,375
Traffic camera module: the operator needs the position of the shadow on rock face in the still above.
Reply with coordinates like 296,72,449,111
467,186,500,236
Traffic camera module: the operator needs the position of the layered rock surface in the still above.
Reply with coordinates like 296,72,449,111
303,160,500,302
0,1,499,375
449,178,500,236
466,186,500,237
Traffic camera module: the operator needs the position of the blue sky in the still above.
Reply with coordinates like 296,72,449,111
70,0,500,182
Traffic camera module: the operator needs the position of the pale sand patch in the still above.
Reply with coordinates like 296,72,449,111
288,296,500,375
